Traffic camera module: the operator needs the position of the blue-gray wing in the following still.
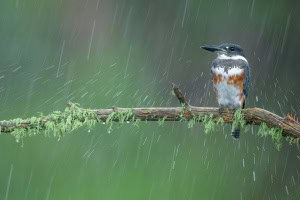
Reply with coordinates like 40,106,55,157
243,63,250,107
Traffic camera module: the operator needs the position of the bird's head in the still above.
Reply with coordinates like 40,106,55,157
201,43,244,56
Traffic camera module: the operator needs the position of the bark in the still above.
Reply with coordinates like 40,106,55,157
0,84,299,140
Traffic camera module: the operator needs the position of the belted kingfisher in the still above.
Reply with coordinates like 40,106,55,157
201,43,249,139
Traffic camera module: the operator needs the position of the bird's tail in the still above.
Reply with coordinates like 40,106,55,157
231,125,240,139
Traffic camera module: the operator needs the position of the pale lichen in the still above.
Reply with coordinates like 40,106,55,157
187,115,197,129
105,108,133,133
8,103,98,143
202,114,215,134
231,108,246,132
187,115,203,129
216,117,225,126
257,122,283,150
132,118,141,127
158,116,167,126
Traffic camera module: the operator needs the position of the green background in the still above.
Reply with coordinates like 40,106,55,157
1,0,300,199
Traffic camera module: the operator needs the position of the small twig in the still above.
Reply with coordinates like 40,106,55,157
172,83,189,106
172,83,191,118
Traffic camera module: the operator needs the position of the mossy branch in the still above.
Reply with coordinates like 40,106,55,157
0,85,300,147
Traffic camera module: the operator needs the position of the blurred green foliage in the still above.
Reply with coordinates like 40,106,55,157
0,0,300,199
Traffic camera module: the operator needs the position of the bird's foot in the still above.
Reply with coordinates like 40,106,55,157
218,106,227,114
232,107,237,114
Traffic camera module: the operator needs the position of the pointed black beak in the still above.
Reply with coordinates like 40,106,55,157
201,45,224,52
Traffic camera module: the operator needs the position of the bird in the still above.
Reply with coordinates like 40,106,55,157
201,43,249,139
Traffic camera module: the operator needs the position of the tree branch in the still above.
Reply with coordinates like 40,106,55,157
0,85,300,143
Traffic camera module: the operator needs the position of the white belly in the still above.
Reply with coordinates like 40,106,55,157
212,66,244,108
214,82,242,108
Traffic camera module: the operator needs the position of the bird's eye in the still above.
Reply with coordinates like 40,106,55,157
229,47,235,51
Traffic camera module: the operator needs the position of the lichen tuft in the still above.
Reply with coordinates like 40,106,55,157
202,114,215,134
232,108,246,132
257,123,283,150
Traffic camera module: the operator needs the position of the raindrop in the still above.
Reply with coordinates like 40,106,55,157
87,20,96,60
12,66,22,72
4,164,13,200
147,132,155,164
181,0,188,28
285,185,289,195
124,44,132,78
271,174,273,184
156,135,161,143
281,14,291,53
250,0,255,17
291,176,296,186
56,40,65,78
142,137,147,145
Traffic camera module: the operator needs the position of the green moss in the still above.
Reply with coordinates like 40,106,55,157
45,121,55,135
232,108,246,132
187,115,203,129
147,109,152,114
158,117,167,126
186,114,226,134
217,117,225,126
132,118,141,127
105,108,133,133
105,109,133,124
7,103,99,143
257,123,283,150
202,114,215,134
179,104,190,122
187,115,197,129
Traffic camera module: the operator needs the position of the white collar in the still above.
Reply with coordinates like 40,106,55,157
217,54,248,63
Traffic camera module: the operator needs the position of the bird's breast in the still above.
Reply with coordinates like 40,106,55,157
213,66,245,90
212,66,245,108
